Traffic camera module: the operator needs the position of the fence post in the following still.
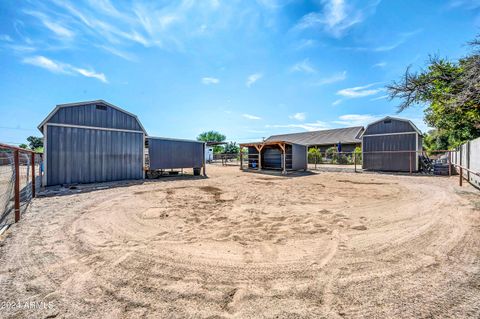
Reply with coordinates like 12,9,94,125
459,166,463,186
354,152,357,173
14,150,20,223
448,151,451,177
467,141,471,183
31,152,35,198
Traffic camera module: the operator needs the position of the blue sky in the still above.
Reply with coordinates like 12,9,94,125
0,0,479,144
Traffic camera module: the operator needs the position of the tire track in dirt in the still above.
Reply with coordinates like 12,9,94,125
0,167,479,318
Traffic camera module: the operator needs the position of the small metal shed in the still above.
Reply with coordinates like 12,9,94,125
362,116,422,172
239,141,307,174
147,137,206,175
38,100,146,186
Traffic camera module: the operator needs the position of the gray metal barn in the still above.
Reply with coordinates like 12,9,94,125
239,141,307,174
362,116,423,172
147,137,206,175
39,100,146,186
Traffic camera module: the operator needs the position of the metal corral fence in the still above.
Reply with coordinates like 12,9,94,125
210,153,240,166
451,137,480,189
307,150,453,174
0,143,42,231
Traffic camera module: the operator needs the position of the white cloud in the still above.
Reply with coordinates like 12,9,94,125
23,55,108,83
373,62,387,68
0,34,13,42
373,29,422,52
289,112,306,121
267,121,330,131
201,77,220,85
337,83,383,98
333,114,381,126
98,45,137,62
87,0,123,18
294,0,380,37
246,73,263,87
242,113,262,120
448,0,480,9
332,99,343,106
294,38,318,50
72,67,108,83
24,10,75,38
23,56,69,74
312,70,347,86
290,58,316,73
370,94,389,101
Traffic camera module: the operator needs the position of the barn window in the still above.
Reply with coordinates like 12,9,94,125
383,119,391,124
96,104,107,111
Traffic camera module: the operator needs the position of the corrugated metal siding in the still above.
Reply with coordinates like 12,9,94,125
248,146,259,168
262,146,282,169
47,125,143,185
363,133,416,171
148,138,204,170
292,144,307,170
49,103,142,131
364,119,415,135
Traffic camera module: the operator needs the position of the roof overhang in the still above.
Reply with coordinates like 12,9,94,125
240,140,299,148
37,100,148,135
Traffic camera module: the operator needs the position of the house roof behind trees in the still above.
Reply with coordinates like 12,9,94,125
265,126,364,146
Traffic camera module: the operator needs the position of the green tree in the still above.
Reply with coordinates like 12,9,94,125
223,142,239,154
19,143,29,149
387,37,480,150
197,131,226,153
27,136,43,150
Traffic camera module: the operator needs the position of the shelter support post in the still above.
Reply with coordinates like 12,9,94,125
240,148,243,170
14,150,20,223
202,144,206,177
279,143,286,175
254,144,263,170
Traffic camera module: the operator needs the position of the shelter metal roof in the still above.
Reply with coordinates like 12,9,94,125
265,126,364,146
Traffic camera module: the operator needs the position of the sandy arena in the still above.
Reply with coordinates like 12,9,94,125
0,165,479,318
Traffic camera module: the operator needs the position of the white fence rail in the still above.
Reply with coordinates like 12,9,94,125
451,137,480,189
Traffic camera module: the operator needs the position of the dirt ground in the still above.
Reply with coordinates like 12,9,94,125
1,165,479,318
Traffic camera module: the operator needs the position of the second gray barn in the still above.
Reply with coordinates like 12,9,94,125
362,116,423,172
147,137,206,176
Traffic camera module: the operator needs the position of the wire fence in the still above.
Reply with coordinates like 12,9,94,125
0,143,42,230
0,149,15,229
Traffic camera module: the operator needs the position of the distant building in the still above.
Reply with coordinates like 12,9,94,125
265,126,364,152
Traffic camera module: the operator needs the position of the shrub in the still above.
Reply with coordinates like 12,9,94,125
354,146,362,164
308,147,322,164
